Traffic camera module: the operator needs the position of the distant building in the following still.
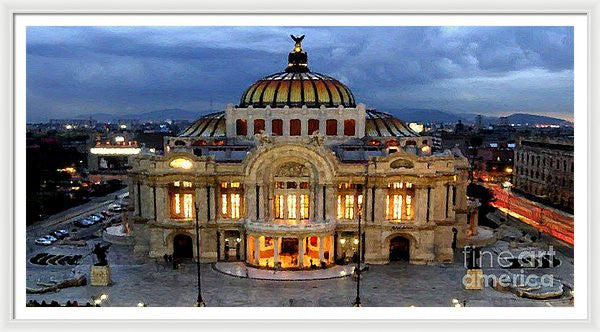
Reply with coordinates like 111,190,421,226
474,115,483,133
88,132,141,172
513,138,574,212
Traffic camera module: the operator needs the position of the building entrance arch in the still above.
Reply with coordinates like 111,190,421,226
173,234,193,259
389,235,410,262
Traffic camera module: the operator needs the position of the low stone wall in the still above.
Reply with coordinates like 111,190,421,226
102,227,134,245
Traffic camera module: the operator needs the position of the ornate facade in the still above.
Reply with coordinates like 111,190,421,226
128,36,477,269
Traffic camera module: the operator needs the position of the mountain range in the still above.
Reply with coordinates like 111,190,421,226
76,107,572,126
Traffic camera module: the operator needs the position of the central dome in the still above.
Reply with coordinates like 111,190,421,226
239,35,356,108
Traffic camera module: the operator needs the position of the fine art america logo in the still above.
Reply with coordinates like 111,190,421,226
461,246,557,288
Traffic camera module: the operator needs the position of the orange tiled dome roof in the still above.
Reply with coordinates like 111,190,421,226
239,35,356,108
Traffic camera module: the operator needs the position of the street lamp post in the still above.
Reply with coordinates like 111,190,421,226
353,205,362,307
194,203,205,307
354,158,371,307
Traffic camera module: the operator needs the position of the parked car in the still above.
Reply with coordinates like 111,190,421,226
74,218,94,228
57,229,69,236
109,204,125,212
35,238,52,246
50,231,66,240
87,215,102,223
41,235,57,242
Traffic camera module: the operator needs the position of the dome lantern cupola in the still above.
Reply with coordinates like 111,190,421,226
239,35,356,108
286,35,309,73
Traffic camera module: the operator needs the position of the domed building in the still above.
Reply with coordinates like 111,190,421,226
128,35,478,269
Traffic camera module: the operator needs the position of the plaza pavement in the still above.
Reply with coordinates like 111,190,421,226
26,234,574,307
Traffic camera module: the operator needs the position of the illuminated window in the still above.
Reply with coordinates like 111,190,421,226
287,195,297,219
170,181,194,220
273,181,310,222
231,194,240,219
175,194,181,214
337,183,363,220
220,182,244,219
345,195,355,219
386,182,415,222
300,194,309,219
275,195,284,219
221,194,227,215
183,194,193,219
169,158,193,170
337,195,343,219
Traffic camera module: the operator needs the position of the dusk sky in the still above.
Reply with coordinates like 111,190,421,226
26,26,574,122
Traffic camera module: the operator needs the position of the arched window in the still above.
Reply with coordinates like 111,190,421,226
290,119,301,136
236,119,247,136
254,119,265,134
308,119,319,135
326,119,337,136
272,119,283,136
343,119,356,136
169,181,195,220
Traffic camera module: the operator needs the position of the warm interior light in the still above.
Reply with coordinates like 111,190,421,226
340,238,346,245
90,147,141,155
169,158,193,169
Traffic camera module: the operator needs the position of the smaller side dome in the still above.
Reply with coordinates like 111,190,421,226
178,112,226,137
365,110,420,137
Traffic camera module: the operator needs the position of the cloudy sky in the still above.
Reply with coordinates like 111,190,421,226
26,26,574,122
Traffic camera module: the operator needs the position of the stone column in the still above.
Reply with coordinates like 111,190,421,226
329,235,335,263
257,185,265,220
319,236,325,263
208,185,216,223
364,186,373,223
247,119,254,137
156,185,169,222
283,118,290,136
315,185,323,221
325,185,336,220
246,235,252,264
414,186,428,225
298,236,305,268
431,184,445,221
373,187,386,224
196,186,208,223
254,236,260,264
218,230,225,261
319,119,326,135
273,237,280,267
245,183,256,221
